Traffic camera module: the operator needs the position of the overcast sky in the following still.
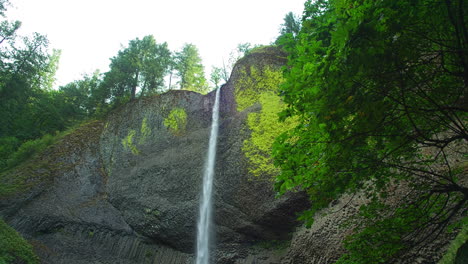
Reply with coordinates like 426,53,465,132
7,0,305,88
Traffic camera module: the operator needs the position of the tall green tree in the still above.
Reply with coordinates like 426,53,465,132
279,12,301,37
102,35,171,102
0,0,62,170
274,0,467,262
0,0,57,141
175,43,208,93
210,66,223,89
276,12,302,47
57,70,103,121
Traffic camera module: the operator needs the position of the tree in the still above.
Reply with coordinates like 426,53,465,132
0,1,63,169
276,12,302,47
102,35,171,102
166,52,177,91
273,0,467,262
210,66,223,88
0,3,56,141
174,43,208,93
279,12,301,37
219,42,255,83
57,70,104,120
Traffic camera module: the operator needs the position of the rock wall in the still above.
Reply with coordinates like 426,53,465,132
0,47,308,264
0,46,462,264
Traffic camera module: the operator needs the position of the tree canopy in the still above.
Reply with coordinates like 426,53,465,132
102,35,172,101
175,43,208,93
273,0,467,262
0,2,58,142
279,12,301,37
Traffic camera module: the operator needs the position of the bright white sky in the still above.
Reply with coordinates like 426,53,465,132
7,0,305,88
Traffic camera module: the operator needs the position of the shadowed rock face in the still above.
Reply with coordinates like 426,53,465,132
0,47,309,264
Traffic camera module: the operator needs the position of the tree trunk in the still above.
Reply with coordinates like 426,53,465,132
131,71,139,100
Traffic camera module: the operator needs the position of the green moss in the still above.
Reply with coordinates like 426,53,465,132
120,117,154,155
0,121,104,199
438,217,468,264
164,108,187,135
235,65,297,178
145,250,153,258
248,45,271,55
235,65,284,112
243,92,298,177
139,117,151,145
122,129,139,155
0,218,39,264
144,208,160,218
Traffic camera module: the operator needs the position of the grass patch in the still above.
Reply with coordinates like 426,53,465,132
0,218,39,264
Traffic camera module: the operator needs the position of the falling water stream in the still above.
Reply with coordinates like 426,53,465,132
196,87,221,264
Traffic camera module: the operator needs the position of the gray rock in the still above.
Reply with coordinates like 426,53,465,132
0,47,307,264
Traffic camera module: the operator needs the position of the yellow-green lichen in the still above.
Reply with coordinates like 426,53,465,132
122,130,139,155
121,117,153,155
235,65,284,112
164,108,187,135
139,117,151,145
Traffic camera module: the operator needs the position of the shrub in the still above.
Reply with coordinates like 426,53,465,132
0,218,39,264
0,137,20,171
5,134,56,170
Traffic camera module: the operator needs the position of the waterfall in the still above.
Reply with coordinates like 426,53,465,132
196,87,221,264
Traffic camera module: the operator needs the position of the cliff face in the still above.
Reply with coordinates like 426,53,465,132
1,46,462,264
0,47,309,264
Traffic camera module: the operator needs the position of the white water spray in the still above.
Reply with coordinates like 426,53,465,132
196,87,221,264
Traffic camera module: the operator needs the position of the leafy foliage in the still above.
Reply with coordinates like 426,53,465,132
278,11,301,40
438,217,468,264
0,1,66,172
0,137,19,170
6,134,55,170
235,65,297,178
210,66,223,88
175,43,208,93
0,218,39,264
102,35,172,101
235,66,284,111
273,0,467,262
244,92,298,178
58,71,104,118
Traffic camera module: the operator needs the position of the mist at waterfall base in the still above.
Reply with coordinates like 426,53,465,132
196,87,221,264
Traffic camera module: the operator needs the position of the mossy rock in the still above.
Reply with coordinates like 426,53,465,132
0,120,104,200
